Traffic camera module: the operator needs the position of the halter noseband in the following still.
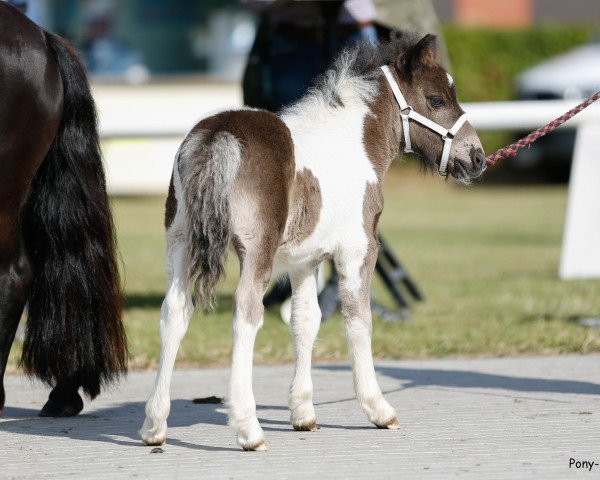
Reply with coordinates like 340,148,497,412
380,65,468,177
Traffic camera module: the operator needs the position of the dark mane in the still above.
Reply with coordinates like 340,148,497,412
339,32,422,80
283,33,422,114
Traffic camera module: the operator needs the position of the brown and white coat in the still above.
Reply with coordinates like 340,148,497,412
141,34,485,451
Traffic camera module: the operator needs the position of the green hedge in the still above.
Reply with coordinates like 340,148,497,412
443,25,595,102
441,25,595,155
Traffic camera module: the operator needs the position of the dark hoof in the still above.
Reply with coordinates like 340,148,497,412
39,392,83,417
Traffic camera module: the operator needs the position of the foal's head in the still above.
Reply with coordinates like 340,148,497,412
388,34,485,183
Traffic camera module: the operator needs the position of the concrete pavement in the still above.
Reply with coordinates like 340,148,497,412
1,355,599,479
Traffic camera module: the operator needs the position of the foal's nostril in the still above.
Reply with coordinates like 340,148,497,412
472,149,485,169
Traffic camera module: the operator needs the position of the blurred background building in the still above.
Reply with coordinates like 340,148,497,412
23,0,600,81
10,0,600,187
21,0,256,81
432,0,600,27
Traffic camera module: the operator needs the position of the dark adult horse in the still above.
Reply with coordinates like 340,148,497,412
0,3,127,416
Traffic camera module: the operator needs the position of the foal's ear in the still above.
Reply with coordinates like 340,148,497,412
396,34,438,77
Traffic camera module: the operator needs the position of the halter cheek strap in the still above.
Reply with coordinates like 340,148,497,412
380,65,468,177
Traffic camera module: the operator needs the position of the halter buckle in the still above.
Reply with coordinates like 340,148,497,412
400,106,412,118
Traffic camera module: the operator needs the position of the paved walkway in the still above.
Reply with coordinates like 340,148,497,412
1,355,599,479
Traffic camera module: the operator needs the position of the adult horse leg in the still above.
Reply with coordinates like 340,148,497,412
288,265,321,431
140,238,193,445
39,378,83,417
337,245,399,429
0,240,33,414
228,241,274,451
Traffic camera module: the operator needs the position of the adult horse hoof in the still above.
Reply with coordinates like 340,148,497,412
39,392,84,417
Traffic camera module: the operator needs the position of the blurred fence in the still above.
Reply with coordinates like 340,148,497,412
96,81,242,195
463,100,600,280
97,88,600,280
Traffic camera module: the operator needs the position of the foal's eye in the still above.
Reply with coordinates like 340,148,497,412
428,96,445,108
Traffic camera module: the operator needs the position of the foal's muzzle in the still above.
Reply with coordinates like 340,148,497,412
471,148,487,177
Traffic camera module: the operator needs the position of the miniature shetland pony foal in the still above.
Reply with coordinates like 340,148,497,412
140,34,486,451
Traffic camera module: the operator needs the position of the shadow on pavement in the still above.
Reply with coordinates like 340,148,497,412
2,362,598,450
0,399,238,452
317,364,600,396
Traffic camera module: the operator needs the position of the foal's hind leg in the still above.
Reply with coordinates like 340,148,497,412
337,247,399,429
228,242,274,451
140,239,193,446
288,266,321,431
0,244,33,414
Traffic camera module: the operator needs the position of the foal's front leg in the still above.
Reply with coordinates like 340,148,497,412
140,242,193,445
337,248,399,429
288,266,321,431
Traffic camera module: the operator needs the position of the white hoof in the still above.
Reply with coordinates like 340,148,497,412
242,440,267,452
365,399,399,429
375,417,400,429
290,403,318,431
232,416,266,451
140,417,167,446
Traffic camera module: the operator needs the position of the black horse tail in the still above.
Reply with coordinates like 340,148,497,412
21,31,128,399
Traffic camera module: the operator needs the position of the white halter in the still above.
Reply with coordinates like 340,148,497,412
380,65,468,177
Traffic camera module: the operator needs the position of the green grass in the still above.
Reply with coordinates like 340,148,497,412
112,163,600,367
7,163,600,372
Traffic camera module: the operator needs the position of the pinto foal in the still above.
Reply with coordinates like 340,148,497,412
140,34,486,451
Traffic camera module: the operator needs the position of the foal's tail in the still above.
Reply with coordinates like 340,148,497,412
179,131,242,310
21,32,127,399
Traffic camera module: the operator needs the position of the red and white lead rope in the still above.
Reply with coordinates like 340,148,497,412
486,90,600,165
